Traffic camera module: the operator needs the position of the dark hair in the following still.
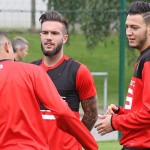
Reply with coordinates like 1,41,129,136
39,10,68,34
128,1,150,24
128,1,150,14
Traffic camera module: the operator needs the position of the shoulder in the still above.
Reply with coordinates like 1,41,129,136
15,61,44,73
30,59,42,65
70,59,88,69
68,59,91,75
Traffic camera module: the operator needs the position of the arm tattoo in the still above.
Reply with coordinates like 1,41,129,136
81,96,98,131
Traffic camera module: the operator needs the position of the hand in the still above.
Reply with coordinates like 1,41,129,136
94,114,114,136
105,104,119,115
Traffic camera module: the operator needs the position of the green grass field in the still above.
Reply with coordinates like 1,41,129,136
8,32,134,108
98,141,122,150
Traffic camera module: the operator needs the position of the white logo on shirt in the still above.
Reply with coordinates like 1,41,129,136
125,79,134,110
0,64,3,69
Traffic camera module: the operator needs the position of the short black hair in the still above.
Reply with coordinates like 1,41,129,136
128,1,150,14
39,10,68,34
128,1,150,24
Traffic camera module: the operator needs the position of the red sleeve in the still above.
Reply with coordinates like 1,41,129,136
117,106,126,115
112,62,150,131
34,67,98,150
76,64,97,100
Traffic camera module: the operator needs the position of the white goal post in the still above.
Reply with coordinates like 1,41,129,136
91,72,108,110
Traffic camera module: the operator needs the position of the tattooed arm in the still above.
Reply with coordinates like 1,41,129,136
81,96,98,131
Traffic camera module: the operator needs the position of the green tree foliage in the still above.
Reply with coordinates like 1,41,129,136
48,0,120,48
47,0,138,66
80,0,120,48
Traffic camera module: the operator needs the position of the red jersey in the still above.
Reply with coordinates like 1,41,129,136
32,56,97,149
0,60,98,150
112,47,150,148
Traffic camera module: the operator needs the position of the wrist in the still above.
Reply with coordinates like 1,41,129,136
111,115,115,131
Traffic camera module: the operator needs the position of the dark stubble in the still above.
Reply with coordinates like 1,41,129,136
41,42,63,57
130,29,147,50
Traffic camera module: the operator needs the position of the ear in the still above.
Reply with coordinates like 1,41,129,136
4,42,9,53
63,34,68,44
4,41,13,54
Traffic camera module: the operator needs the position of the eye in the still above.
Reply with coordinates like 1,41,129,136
132,27,138,30
40,31,49,35
51,31,59,35
131,25,139,30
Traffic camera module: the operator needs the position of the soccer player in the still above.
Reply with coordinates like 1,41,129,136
0,33,98,150
95,1,150,150
11,36,29,61
32,10,98,149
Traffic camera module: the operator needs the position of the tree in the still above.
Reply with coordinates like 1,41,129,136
47,0,136,67
80,0,120,48
47,0,120,48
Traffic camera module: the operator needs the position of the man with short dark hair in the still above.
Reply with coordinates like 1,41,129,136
95,1,150,150
32,10,98,149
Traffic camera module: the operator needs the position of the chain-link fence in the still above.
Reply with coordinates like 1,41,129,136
0,0,121,33
0,0,48,30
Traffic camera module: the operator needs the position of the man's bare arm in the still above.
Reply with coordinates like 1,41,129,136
81,96,98,131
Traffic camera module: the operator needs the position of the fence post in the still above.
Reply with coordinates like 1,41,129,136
119,0,126,140
31,0,35,31
91,72,108,110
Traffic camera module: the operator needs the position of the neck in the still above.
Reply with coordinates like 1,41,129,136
138,41,150,53
0,54,13,61
43,52,63,67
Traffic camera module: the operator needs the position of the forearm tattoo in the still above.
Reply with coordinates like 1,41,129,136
81,96,98,131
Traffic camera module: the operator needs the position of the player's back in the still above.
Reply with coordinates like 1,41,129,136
0,60,49,150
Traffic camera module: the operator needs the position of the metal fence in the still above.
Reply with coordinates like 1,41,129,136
0,0,120,32
0,0,48,29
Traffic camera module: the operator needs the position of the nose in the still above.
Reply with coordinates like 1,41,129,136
46,32,51,36
25,50,28,56
126,28,133,36
46,33,53,39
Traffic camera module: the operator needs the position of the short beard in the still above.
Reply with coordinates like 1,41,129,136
41,43,62,57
